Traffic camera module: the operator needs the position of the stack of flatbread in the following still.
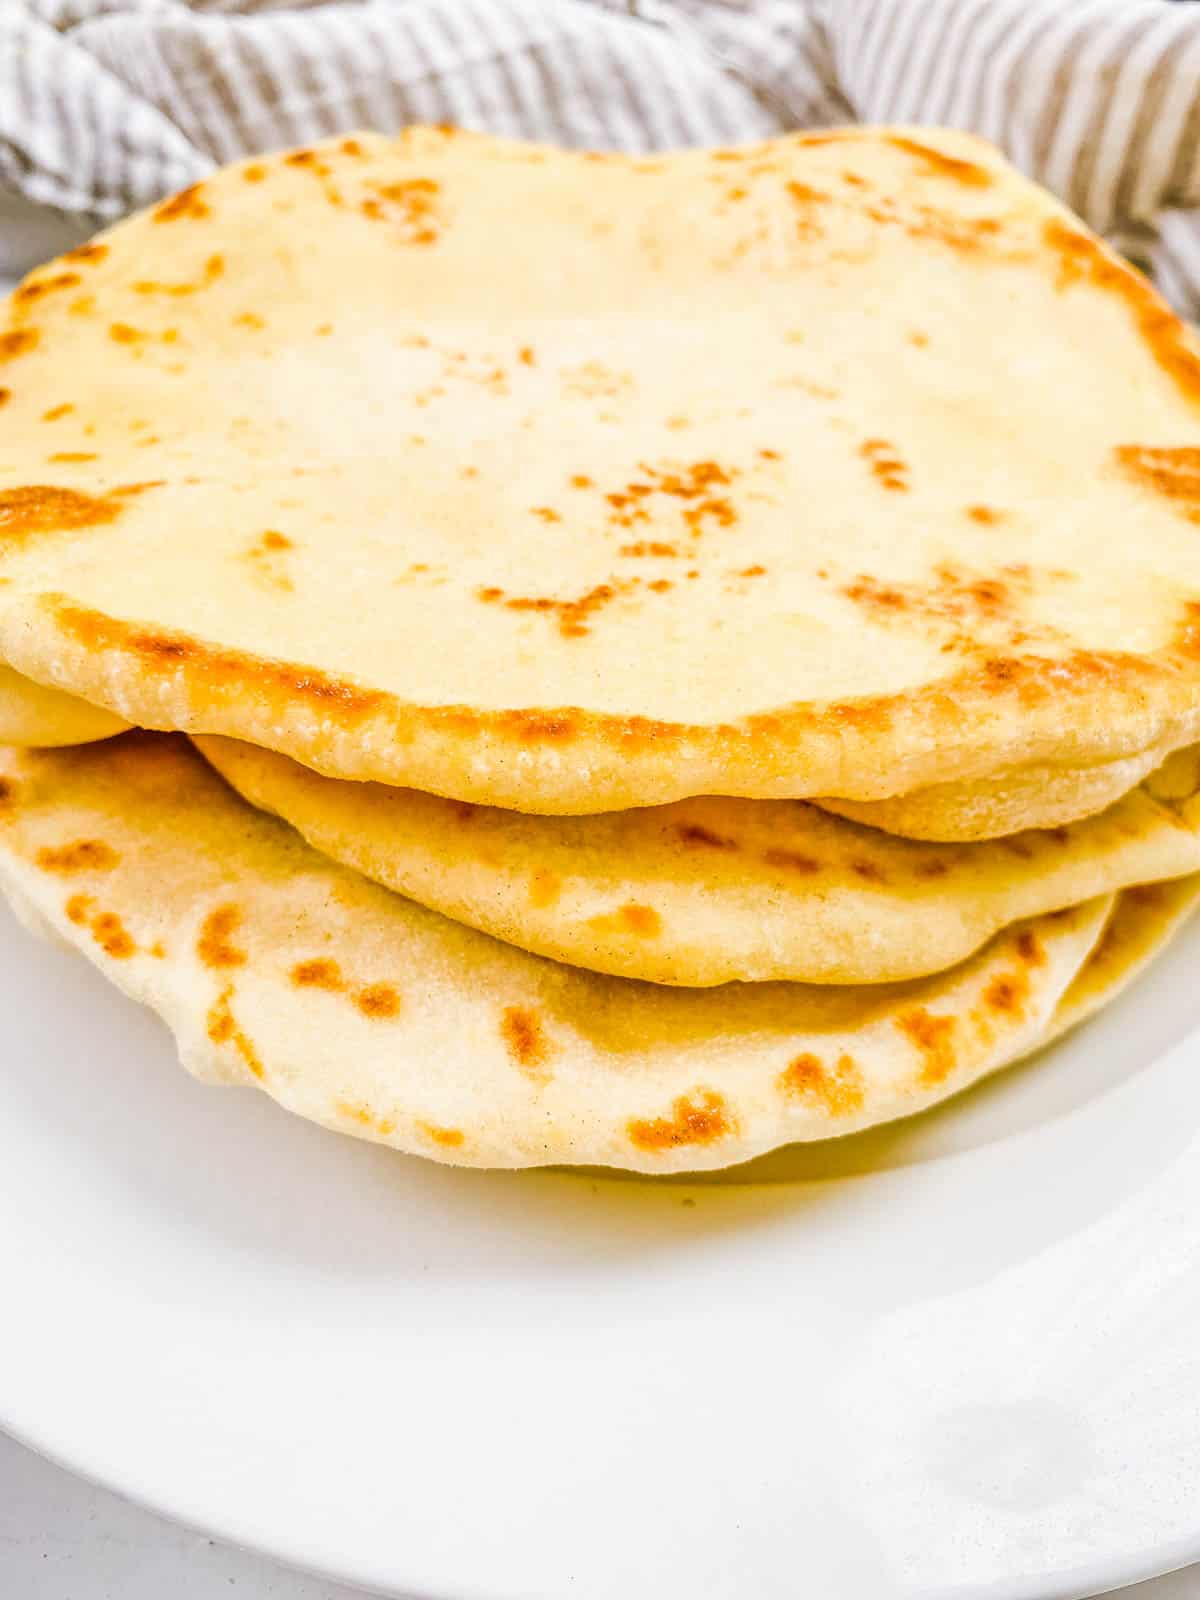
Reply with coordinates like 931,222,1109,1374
0,125,1198,1172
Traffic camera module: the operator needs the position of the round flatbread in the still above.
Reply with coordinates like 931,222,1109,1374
0,128,1199,812
0,661,1172,839
197,734,1200,987
816,742,1178,840
0,662,128,747
1045,873,1200,1042
0,732,1113,1172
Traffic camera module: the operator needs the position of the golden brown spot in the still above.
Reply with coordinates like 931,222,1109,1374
112,480,164,498
13,271,81,308
480,580,630,639
197,904,246,969
887,135,992,187
291,957,344,991
0,388,9,409
90,910,135,960
628,1090,734,1153
335,1100,395,1136
530,506,561,523
777,1052,864,1116
915,858,951,879
675,822,736,850
419,1122,465,1148
65,893,92,925
967,504,1001,524
762,847,820,875
1114,445,1200,522
64,243,108,264
738,564,766,577
289,958,397,1018
983,656,1021,686
0,329,38,362
519,346,535,366
1016,929,1047,967
862,193,1005,254
242,163,267,183
983,970,1030,1018
897,1007,958,1087
570,474,593,489
35,839,119,875
588,902,663,939
785,179,829,240
354,982,400,1020
605,459,738,541
909,329,929,347
340,138,364,158
362,177,441,245
42,403,73,421
243,529,295,592
48,452,97,463
149,941,166,959
839,561,1047,650
0,485,125,542
0,776,16,810
528,868,561,909
850,857,887,884
65,892,139,956
234,312,265,330
206,985,263,1078
108,322,144,345
860,437,909,492
620,541,678,558
154,183,211,223
53,602,385,718
500,1004,552,1081
648,579,673,593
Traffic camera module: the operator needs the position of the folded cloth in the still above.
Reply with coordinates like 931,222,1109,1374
1,0,1199,313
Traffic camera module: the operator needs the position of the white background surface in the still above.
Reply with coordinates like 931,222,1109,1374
0,1427,1195,1599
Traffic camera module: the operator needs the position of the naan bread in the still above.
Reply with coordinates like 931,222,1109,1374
0,651,1177,842
197,733,1200,987
0,662,128,747
0,733,1113,1172
816,743,1177,840
0,129,1199,812
0,657,1173,839
1046,873,1200,1042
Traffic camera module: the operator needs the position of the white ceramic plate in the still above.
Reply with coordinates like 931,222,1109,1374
3,895,1200,1600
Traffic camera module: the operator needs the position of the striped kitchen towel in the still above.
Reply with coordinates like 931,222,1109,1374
2,0,1200,312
